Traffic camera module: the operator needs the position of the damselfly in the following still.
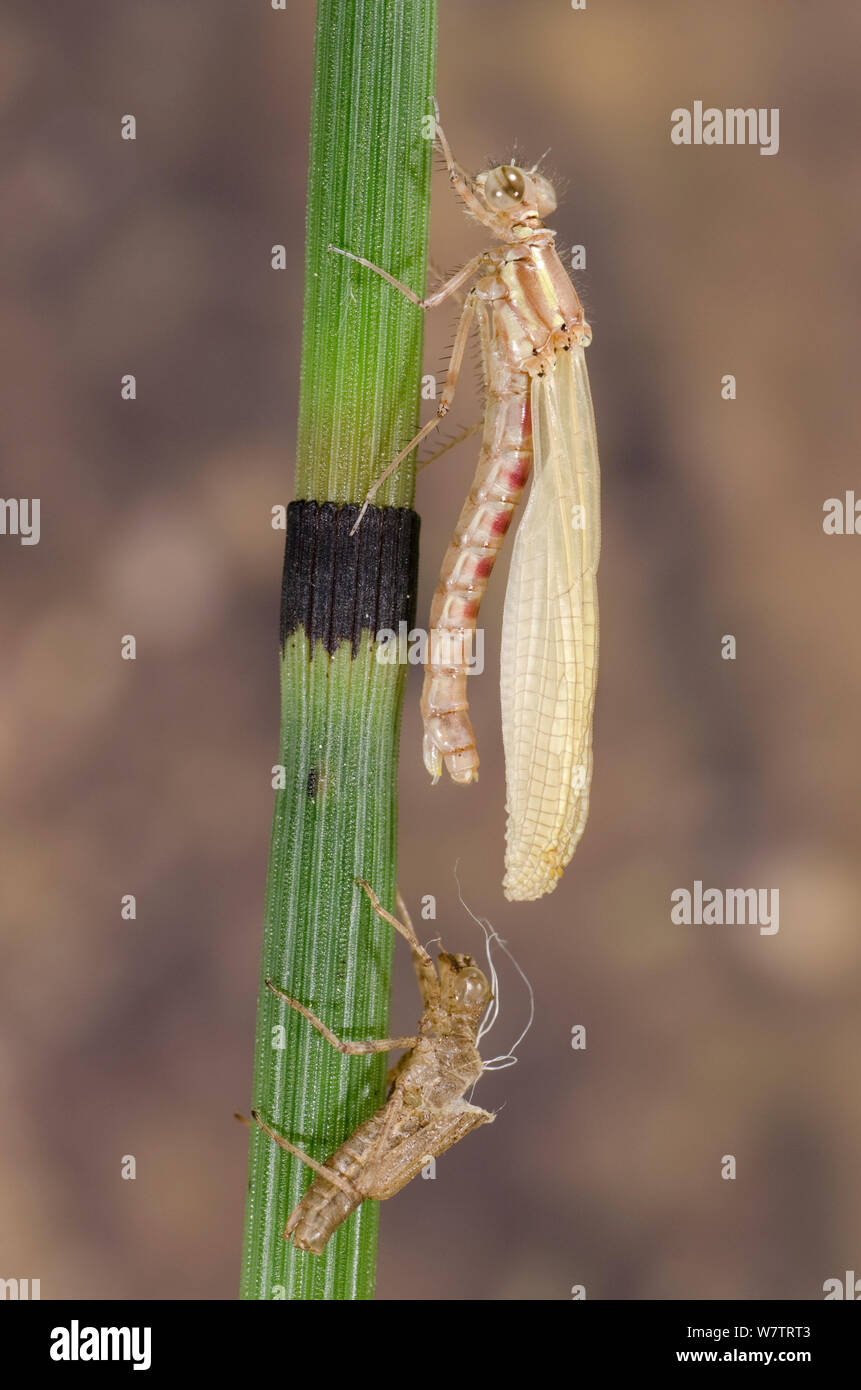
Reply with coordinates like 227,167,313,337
333,112,600,902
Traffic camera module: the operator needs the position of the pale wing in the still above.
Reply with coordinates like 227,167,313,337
500,345,600,901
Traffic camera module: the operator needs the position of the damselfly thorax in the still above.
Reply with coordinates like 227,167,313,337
475,238,591,372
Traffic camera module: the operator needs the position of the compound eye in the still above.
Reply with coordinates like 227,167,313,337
497,166,525,202
484,165,527,206
452,968,490,1006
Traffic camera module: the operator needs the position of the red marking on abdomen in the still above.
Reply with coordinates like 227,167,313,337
505,458,532,489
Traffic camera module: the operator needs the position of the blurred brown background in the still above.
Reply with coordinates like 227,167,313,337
1,0,860,1300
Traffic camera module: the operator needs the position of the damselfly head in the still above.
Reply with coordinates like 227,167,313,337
475,164,558,224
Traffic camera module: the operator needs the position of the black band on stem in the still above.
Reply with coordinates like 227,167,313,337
280,501,420,656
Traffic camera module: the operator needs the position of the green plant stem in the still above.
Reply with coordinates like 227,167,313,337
240,0,436,1301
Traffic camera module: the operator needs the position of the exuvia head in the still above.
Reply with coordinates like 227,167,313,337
437,951,492,1022
473,162,558,231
